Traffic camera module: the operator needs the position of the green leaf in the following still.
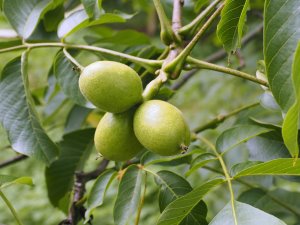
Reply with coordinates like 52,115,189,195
114,165,143,225
81,0,102,18
53,50,91,107
156,178,224,225
264,0,300,111
217,0,250,53
85,169,117,222
209,201,286,225
0,54,58,165
234,158,300,178
0,39,22,49
43,4,65,32
0,175,33,189
238,188,300,216
186,153,218,177
57,9,134,38
141,149,202,166
216,125,272,154
155,170,207,225
282,42,300,158
45,129,94,208
64,105,92,133
3,0,56,39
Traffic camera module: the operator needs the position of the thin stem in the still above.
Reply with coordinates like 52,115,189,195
63,48,84,72
172,0,184,36
193,102,259,133
179,0,223,35
152,0,177,45
0,190,24,225
135,173,147,225
187,57,269,87
197,136,238,225
0,43,163,71
164,3,224,76
171,23,264,90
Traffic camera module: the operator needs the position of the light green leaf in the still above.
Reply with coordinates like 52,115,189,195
53,50,91,108
81,0,102,18
234,158,300,178
155,170,207,225
114,165,143,225
216,125,271,154
0,175,33,189
264,0,300,111
156,178,224,225
217,0,250,53
45,129,94,208
3,0,57,39
57,9,134,38
282,42,300,158
186,153,218,177
209,201,286,225
0,54,59,165
85,169,117,222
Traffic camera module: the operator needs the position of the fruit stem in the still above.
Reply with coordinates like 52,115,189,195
142,75,164,101
63,48,84,72
0,43,163,72
186,57,269,87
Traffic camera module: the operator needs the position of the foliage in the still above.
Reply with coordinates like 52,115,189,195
0,0,300,225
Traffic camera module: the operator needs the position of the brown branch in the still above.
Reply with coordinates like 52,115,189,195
0,155,28,169
171,23,264,90
59,159,109,225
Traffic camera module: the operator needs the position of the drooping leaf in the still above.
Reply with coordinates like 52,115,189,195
113,165,143,225
53,50,92,108
209,201,287,225
282,42,300,158
216,125,271,154
85,169,117,222
156,178,224,225
45,129,94,208
234,158,300,178
3,0,56,39
0,54,58,165
155,170,208,225
264,0,300,111
217,0,250,53
0,175,33,189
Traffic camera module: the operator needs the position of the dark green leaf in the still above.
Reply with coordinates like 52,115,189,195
216,125,272,153
81,0,102,18
155,170,207,225
114,165,143,225
45,129,94,208
85,169,117,222
264,0,300,111
157,179,224,225
234,158,300,178
53,50,91,107
209,201,286,225
282,42,300,158
0,55,58,165
0,39,22,49
43,4,65,32
3,0,55,39
0,175,33,188
217,0,250,53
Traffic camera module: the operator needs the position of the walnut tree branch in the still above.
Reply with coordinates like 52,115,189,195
0,155,28,169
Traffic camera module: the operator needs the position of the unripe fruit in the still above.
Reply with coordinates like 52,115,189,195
133,100,190,156
79,61,143,113
94,109,143,161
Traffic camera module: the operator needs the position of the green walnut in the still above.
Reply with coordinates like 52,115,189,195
94,109,143,161
79,61,143,113
133,100,190,156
